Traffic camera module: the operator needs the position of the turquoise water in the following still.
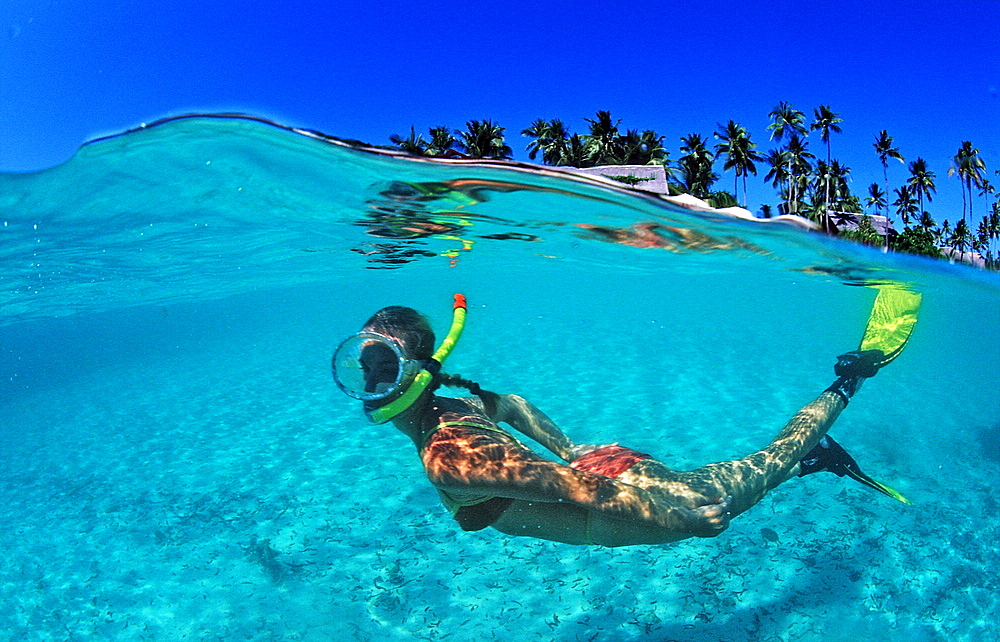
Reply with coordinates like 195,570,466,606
1,115,998,641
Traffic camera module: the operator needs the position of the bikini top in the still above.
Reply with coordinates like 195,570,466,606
419,417,523,453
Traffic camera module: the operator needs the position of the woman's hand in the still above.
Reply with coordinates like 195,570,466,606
682,494,732,537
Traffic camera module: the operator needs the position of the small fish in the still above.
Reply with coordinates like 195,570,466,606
761,527,780,544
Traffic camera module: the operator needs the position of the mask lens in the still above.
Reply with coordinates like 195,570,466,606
332,333,409,400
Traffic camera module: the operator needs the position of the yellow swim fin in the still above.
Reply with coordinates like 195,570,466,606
858,284,922,368
842,464,912,505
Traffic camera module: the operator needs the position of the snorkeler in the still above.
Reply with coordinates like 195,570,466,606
331,293,913,547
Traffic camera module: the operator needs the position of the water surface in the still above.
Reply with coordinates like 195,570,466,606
1,115,998,641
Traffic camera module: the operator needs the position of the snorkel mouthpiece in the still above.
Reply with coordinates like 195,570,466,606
365,294,467,424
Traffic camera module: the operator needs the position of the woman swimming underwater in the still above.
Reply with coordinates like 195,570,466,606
332,294,908,547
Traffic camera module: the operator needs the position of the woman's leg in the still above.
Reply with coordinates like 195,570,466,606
618,391,845,518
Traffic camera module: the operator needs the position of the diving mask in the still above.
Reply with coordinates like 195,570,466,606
333,293,467,424
331,332,423,401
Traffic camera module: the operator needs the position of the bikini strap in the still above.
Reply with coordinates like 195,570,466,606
421,419,523,451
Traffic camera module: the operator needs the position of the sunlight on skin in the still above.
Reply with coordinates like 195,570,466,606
381,383,844,546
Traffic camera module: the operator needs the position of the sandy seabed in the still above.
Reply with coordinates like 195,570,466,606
1,322,996,642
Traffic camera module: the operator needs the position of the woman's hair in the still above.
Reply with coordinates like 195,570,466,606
434,373,483,396
362,305,488,400
432,373,496,416
363,306,435,360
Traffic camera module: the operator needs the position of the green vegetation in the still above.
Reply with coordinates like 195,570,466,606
389,107,1000,269
715,120,762,208
390,120,511,159
606,174,655,186
839,215,885,247
677,133,718,199
893,226,944,259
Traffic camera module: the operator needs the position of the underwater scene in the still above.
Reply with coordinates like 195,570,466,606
1,115,998,641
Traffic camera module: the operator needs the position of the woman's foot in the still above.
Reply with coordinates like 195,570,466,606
798,435,856,477
798,435,910,504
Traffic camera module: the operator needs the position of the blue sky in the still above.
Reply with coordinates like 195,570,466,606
2,0,998,221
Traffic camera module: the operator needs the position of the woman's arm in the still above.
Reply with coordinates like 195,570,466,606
478,392,578,461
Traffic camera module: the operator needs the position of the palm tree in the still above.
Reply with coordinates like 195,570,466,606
389,126,428,155
767,101,808,142
521,119,570,165
949,141,988,226
561,134,589,167
951,218,972,261
456,120,513,160
918,210,937,232
763,147,789,211
893,186,918,227
582,110,622,166
811,160,833,226
974,217,992,265
811,105,843,219
427,126,456,156
978,179,995,225
949,142,972,223
873,130,904,206
764,149,789,190
522,119,549,161
990,201,1000,264
677,134,718,198
714,120,763,207
547,120,573,165
988,201,1000,266
938,219,952,245
639,130,669,166
906,157,937,219
784,133,814,216
616,129,668,165
866,183,887,215
829,160,853,212
811,106,843,163
766,102,808,215
810,160,855,225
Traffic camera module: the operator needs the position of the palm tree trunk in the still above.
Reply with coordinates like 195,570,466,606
968,177,974,228
825,143,832,229
961,177,968,227
882,163,891,223
786,159,793,216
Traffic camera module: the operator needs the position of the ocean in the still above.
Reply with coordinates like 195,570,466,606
1,115,998,641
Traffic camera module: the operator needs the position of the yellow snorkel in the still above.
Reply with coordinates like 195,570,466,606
366,293,468,424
